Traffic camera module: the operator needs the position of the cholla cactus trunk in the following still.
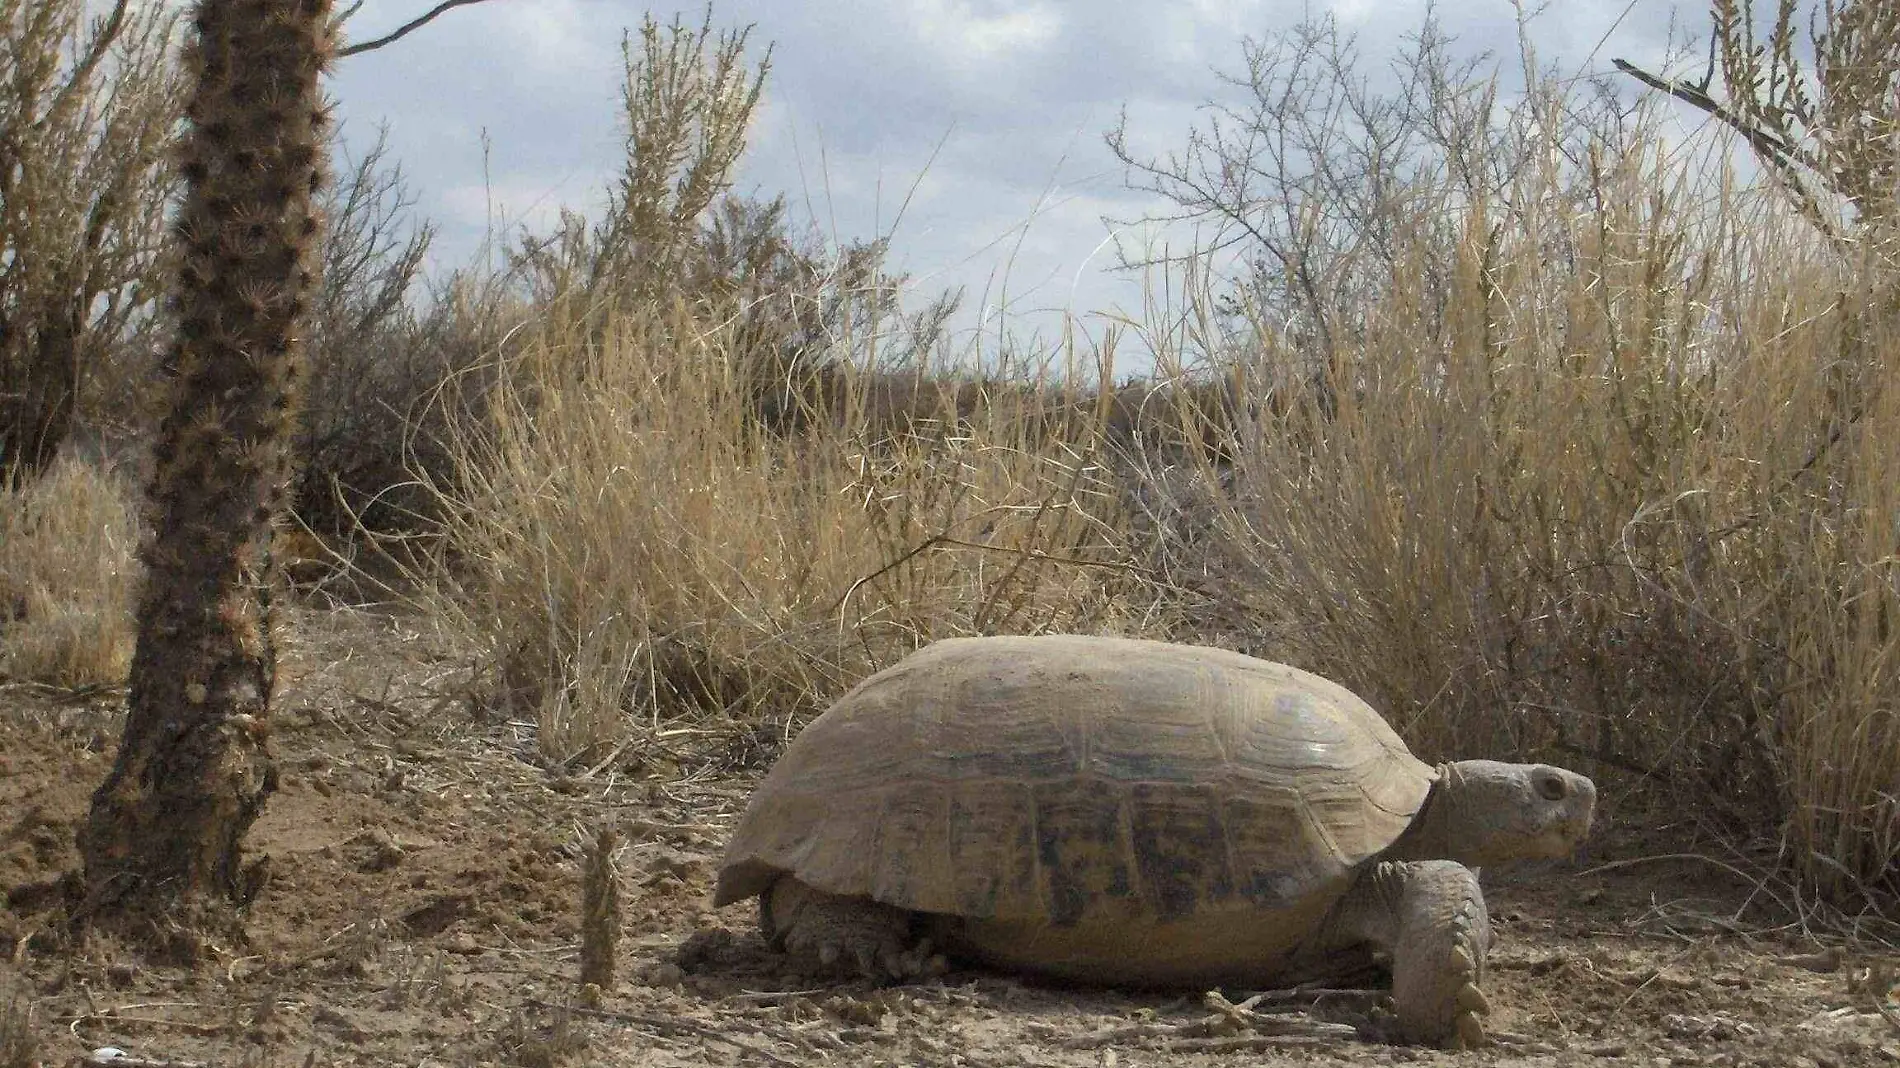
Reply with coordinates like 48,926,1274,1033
77,0,331,942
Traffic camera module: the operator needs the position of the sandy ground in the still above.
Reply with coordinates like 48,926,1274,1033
2,603,1897,1067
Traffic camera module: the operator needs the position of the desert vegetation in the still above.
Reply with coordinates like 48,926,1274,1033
3,0,1896,957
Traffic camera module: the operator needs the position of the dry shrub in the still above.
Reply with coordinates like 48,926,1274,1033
423,294,1157,764
1098,1,1900,911
0,454,138,686
0,0,181,486
293,127,448,537
1172,96,1900,907
410,6,1169,762
1704,243,1900,907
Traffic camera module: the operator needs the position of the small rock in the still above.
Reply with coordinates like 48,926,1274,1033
640,849,707,884
674,926,738,973
643,961,685,988
345,829,405,872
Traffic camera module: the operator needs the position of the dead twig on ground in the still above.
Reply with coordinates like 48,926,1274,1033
525,998,801,1067
66,1007,227,1037
1041,989,1365,1051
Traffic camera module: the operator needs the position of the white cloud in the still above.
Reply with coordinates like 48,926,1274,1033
327,0,1711,346
915,0,1063,62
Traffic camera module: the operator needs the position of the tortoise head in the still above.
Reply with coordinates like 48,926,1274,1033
1409,759,1597,867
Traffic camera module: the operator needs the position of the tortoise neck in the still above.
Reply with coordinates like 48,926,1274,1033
1384,762,1465,864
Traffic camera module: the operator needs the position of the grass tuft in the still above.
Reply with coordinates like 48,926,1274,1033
419,292,1166,766
0,456,139,687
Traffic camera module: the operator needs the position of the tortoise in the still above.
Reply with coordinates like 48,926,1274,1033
713,634,1596,1048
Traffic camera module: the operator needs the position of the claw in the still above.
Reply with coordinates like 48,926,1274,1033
1456,1012,1489,1050
1456,983,1491,1015
1450,945,1477,976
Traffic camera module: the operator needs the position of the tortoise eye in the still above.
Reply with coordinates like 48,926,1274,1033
1535,771,1568,801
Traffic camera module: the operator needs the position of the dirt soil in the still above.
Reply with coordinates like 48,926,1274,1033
2,603,1897,1068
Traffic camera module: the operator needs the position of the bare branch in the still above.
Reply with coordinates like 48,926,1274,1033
338,0,497,58
1609,58,1800,171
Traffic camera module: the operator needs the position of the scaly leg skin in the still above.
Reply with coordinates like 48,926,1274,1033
759,876,945,981
1339,860,1494,1049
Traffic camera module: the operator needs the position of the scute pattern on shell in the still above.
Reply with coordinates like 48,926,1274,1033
714,634,1436,927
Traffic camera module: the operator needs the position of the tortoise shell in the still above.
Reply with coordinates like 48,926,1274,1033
714,634,1436,928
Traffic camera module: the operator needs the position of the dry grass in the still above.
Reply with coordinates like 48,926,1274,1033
400,9,1171,766
1165,97,1900,905
420,294,1162,766
0,455,139,687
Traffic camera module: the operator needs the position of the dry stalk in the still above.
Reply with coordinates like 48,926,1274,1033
579,826,621,998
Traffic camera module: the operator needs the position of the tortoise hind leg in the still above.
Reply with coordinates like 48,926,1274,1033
760,876,945,980
1337,860,1493,1049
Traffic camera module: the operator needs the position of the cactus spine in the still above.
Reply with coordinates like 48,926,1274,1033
77,0,332,944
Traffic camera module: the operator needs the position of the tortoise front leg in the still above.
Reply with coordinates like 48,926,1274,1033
760,876,945,980
1336,859,1493,1049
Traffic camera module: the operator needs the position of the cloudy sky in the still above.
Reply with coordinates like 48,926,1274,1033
326,0,1707,346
